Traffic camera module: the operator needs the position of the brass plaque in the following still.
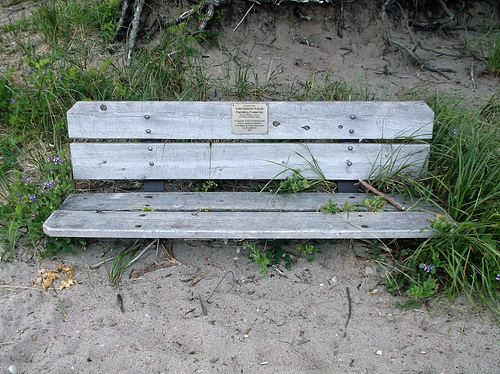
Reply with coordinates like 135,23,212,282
232,103,268,135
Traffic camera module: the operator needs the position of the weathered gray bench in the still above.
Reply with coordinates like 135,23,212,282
43,101,439,240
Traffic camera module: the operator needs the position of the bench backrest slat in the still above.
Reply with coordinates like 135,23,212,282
70,142,429,180
68,101,434,140
68,101,433,182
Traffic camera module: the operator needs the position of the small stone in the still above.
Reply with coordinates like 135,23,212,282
376,350,383,355
8,365,18,374
364,266,376,276
331,276,338,283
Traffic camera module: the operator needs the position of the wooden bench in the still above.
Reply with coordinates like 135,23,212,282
43,101,440,240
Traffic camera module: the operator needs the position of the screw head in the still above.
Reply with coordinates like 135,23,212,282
348,146,353,151
149,161,154,166
99,104,107,111
273,121,280,127
145,129,151,134
349,129,354,134
148,146,153,151
346,160,352,166
350,114,356,120
144,115,150,120
338,125,343,129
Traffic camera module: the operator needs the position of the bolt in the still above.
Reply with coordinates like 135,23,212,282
149,161,154,166
146,129,151,134
144,115,150,120
346,160,352,166
100,104,107,111
350,114,356,120
348,146,353,151
349,129,354,134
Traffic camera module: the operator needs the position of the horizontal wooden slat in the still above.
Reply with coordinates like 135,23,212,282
43,210,437,239
68,101,434,140
70,142,430,180
58,192,436,213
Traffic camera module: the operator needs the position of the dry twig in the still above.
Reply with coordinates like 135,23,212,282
358,178,405,211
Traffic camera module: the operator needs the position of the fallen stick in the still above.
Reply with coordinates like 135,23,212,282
358,178,405,211
130,262,174,279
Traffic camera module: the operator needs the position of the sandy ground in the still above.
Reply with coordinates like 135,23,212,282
1,1,499,373
1,239,499,374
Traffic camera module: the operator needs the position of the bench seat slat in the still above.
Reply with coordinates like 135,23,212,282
43,210,437,239
71,143,430,180
68,101,434,140
58,192,436,213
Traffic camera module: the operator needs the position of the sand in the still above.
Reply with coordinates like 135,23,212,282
1,1,499,373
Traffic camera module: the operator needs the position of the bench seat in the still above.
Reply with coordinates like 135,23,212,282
43,192,438,239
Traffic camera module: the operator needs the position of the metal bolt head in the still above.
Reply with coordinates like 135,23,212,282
338,125,343,129
348,146,353,151
100,104,107,111
144,115,150,120
346,160,352,166
149,161,154,166
349,129,354,134
350,114,356,120
273,121,280,127
148,146,153,151
145,129,151,134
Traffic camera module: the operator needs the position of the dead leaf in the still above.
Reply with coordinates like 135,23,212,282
41,271,60,290
367,289,379,295
59,278,76,291
59,264,74,278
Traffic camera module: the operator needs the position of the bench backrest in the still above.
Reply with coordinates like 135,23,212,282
68,101,434,181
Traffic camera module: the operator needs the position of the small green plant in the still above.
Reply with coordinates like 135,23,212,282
320,199,341,214
246,240,297,276
277,170,312,194
57,299,68,318
246,241,272,276
297,243,322,263
486,32,500,76
360,195,386,212
191,180,219,192
107,244,140,288
407,264,437,299
341,201,358,212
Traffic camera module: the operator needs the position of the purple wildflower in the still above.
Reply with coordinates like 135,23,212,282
496,274,500,281
10,98,16,103
28,194,36,202
451,128,456,137
40,88,48,94
53,156,62,164
16,193,23,203
28,66,36,72
45,180,55,189
423,264,434,272
21,175,28,185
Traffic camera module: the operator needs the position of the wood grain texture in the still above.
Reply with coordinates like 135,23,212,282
68,101,434,140
70,142,430,180
58,192,438,213
43,210,438,239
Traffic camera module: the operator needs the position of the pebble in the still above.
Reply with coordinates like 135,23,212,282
331,276,338,283
376,350,383,355
8,365,18,374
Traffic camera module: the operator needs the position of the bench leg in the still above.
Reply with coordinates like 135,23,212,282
144,181,164,192
337,180,359,193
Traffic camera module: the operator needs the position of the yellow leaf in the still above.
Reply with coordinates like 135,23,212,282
59,278,76,291
41,271,60,290
58,264,74,278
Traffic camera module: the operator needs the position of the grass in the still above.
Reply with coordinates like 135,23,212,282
0,0,498,312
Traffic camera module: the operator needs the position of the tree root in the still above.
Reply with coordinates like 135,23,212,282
391,40,456,79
